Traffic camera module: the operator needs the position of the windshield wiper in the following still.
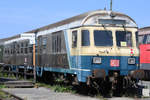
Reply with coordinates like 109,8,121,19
102,24,112,38
122,24,127,34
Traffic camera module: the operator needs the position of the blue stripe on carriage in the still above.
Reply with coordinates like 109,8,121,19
70,55,139,76
36,66,91,82
43,67,74,74
36,55,139,82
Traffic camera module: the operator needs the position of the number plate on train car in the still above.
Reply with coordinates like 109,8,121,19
110,60,120,67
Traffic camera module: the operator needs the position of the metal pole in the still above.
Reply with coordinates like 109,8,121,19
110,0,113,11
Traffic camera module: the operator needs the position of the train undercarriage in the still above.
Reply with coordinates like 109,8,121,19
0,64,142,97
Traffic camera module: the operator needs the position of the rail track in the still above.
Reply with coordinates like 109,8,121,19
0,77,34,88
0,89,24,100
0,77,34,100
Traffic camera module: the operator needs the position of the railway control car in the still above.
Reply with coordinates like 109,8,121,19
139,27,150,80
0,10,142,93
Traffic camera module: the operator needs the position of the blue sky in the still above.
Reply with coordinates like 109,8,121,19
0,0,150,39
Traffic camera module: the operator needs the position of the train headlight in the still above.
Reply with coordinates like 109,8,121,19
93,57,101,64
128,58,135,65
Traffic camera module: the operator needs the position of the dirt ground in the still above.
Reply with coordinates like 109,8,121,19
2,87,150,100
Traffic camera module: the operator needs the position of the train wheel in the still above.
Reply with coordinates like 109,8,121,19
42,71,54,85
112,75,123,96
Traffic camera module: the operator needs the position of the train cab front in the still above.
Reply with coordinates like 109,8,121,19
69,26,141,87
67,11,142,93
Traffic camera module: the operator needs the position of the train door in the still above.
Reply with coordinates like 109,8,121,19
71,29,83,81
71,29,81,69
37,36,42,66
13,42,17,65
0,45,3,63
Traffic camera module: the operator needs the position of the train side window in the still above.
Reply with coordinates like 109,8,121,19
21,42,24,54
21,43,24,47
143,35,148,44
21,48,23,54
146,35,150,44
25,48,28,54
42,37,47,49
24,42,28,54
72,31,77,48
52,34,61,53
52,35,56,53
135,31,139,47
17,44,20,54
4,49,7,54
82,30,90,46
138,35,144,44
8,49,13,54
135,32,138,43
116,31,132,47
29,47,33,53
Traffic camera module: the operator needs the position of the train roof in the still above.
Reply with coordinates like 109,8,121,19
0,35,20,45
27,9,137,36
139,26,150,35
140,26,150,30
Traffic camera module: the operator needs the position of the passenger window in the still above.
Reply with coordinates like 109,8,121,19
52,33,62,53
82,30,90,46
135,31,139,47
29,47,33,53
146,35,150,44
21,48,23,54
138,35,144,44
25,48,28,54
72,31,77,48
42,37,47,49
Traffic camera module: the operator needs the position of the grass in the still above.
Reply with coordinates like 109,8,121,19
36,82,76,93
0,85,6,89
0,85,11,99
0,90,9,98
0,72,16,79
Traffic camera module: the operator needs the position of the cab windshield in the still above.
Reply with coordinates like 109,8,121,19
116,31,132,47
94,30,113,46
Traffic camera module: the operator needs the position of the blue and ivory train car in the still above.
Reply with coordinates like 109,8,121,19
1,10,140,91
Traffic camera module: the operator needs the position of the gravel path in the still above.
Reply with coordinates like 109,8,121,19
2,88,150,100
3,87,99,100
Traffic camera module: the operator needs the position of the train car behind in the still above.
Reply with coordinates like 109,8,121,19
139,27,150,80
